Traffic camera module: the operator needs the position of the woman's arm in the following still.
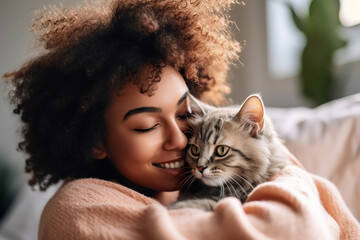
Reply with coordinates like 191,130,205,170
39,166,359,240
143,166,358,240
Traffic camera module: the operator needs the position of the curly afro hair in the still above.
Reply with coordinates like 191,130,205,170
4,0,241,190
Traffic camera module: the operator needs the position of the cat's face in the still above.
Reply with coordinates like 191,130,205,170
184,95,270,189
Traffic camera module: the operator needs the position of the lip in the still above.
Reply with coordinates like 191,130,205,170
153,157,186,176
153,157,184,165
156,167,186,176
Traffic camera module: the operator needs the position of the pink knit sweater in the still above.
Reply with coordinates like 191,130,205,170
39,165,360,239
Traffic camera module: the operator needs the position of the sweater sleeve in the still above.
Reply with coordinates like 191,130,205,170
142,166,359,240
38,178,156,240
39,167,360,240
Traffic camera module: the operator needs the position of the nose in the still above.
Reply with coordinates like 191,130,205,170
197,166,207,174
163,120,188,150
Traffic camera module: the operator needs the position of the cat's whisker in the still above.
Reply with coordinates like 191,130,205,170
220,182,225,198
223,179,229,198
216,176,225,198
232,173,255,191
179,171,192,181
178,172,193,186
222,178,232,198
180,173,197,193
179,174,195,191
229,180,240,199
258,173,268,181
218,176,228,197
179,168,193,178
229,177,244,192
218,176,235,199
182,173,194,185
225,177,240,199
229,176,247,199
178,176,190,190
185,176,197,192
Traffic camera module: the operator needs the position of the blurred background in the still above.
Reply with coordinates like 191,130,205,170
0,0,359,238
228,0,360,107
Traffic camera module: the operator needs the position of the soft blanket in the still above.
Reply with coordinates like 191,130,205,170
39,164,360,239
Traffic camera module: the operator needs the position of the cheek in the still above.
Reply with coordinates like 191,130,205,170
128,136,161,162
108,131,163,166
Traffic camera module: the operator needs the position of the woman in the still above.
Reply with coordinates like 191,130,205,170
5,0,239,192
5,0,359,239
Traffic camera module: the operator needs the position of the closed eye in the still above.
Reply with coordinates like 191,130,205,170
176,111,193,120
176,114,187,120
133,124,159,133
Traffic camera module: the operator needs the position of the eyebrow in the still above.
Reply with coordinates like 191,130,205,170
123,92,189,121
123,107,161,120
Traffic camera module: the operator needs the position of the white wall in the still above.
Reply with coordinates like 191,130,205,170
227,0,312,107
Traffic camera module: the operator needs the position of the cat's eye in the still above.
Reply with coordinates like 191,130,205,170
215,145,230,157
188,144,200,158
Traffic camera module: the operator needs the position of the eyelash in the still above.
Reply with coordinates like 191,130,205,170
176,111,192,120
176,114,187,120
133,124,160,133
133,111,190,133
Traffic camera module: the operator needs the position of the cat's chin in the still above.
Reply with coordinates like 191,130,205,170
200,177,223,187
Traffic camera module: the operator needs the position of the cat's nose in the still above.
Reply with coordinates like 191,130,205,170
197,166,207,173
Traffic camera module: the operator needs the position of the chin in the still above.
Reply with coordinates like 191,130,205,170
201,177,224,187
156,186,179,192
154,181,180,192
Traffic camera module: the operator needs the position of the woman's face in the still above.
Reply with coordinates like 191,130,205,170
99,66,190,192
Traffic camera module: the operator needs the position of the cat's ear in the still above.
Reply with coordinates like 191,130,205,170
235,94,264,136
188,94,214,117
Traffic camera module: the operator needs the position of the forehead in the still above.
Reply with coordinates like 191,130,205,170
190,111,238,142
106,66,189,118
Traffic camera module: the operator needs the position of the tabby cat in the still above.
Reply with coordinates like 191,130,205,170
170,94,292,211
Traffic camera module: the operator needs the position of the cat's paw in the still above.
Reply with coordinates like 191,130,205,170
168,199,217,211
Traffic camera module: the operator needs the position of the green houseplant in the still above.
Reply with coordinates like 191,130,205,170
288,0,347,105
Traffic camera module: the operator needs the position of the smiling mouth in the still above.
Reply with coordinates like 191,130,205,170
153,160,185,169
